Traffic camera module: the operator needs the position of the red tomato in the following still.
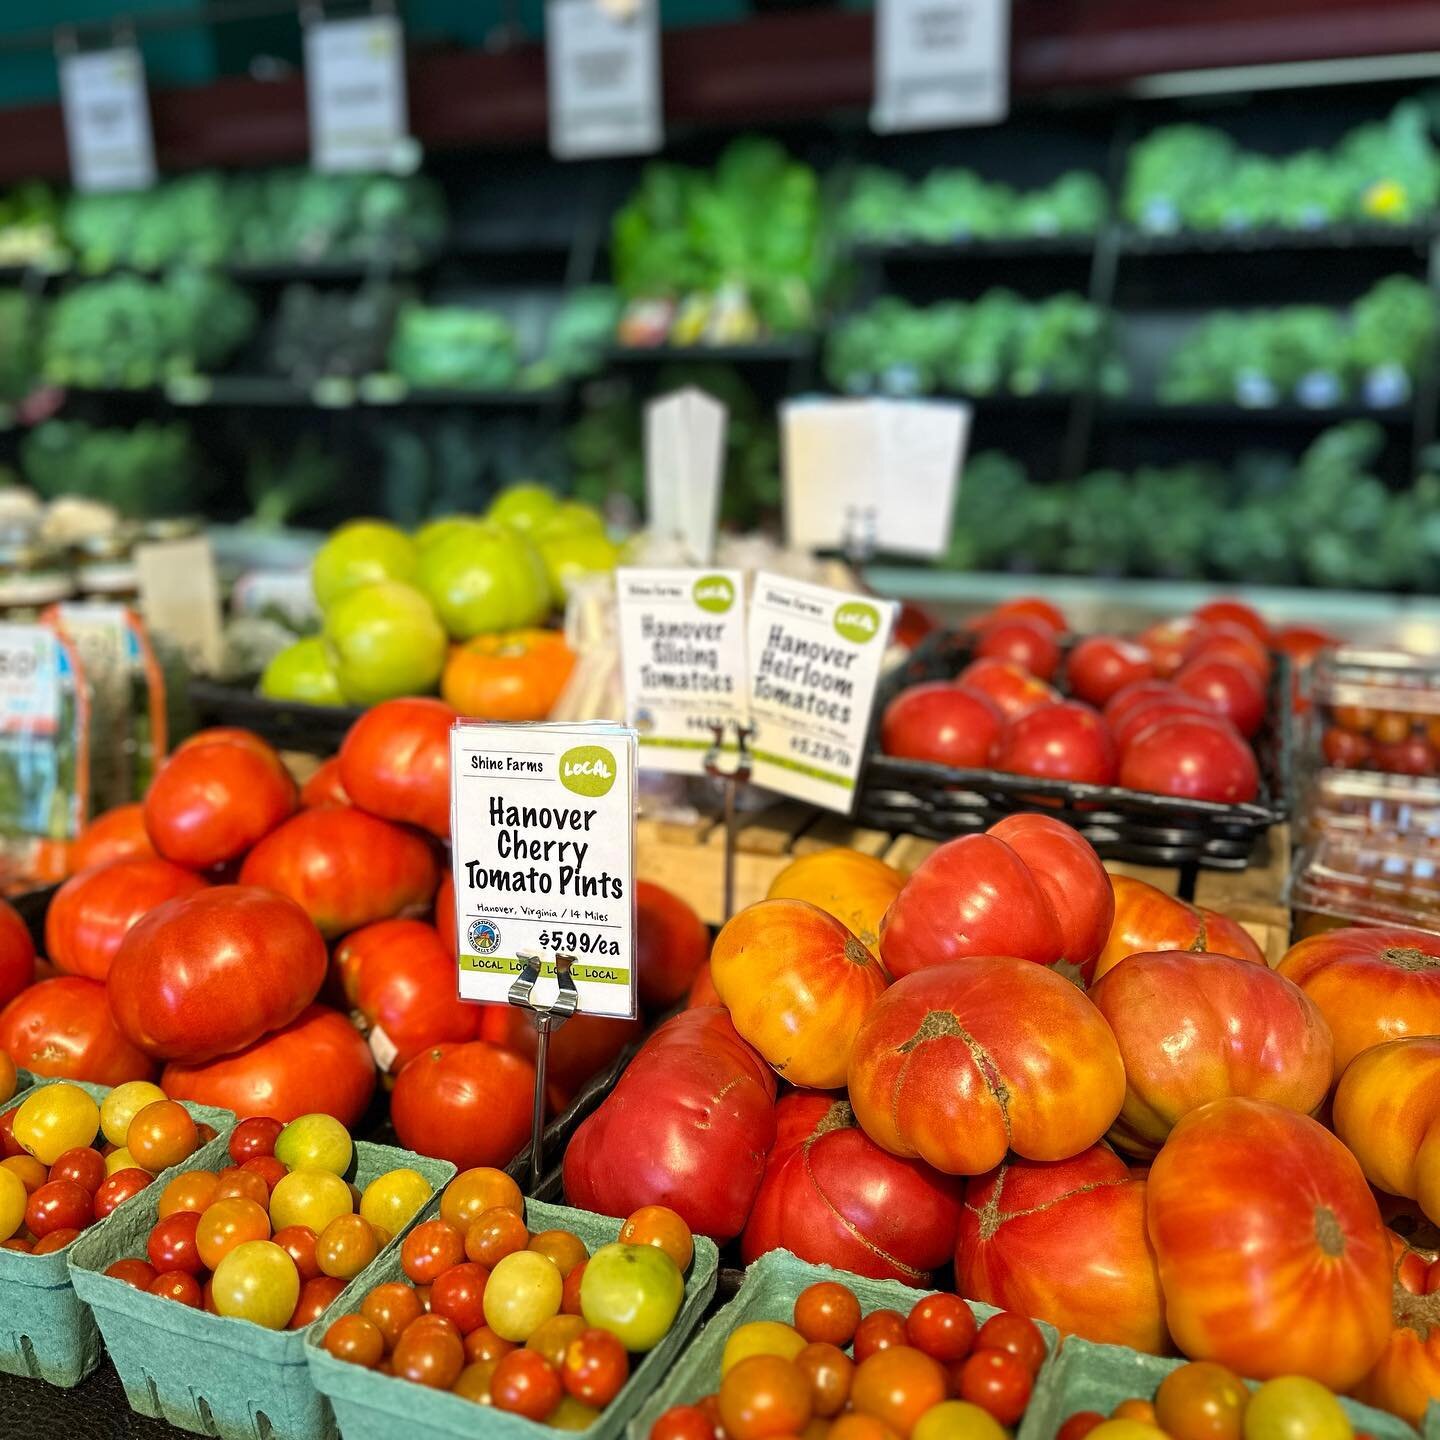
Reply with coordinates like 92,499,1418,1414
1186,624,1272,683
1119,714,1259,803
149,1270,202,1307
107,886,327,1064
479,1007,642,1114
144,739,296,869
94,1168,152,1219
854,1309,907,1362
174,728,288,767
46,857,206,982
880,813,1114,982
1323,727,1372,768
68,803,156,873
334,919,479,1074
433,871,456,960
955,659,1059,722
1148,1097,1391,1389
105,1258,157,1291
228,1116,283,1164
649,1406,713,1440
988,597,1067,634
1058,1412,1105,1440
564,1008,777,1243
1137,618,1209,678
1104,679,1185,731
0,975,155,1085
1175,657,1266,738
289,1275,346,1330
148,1210,204,1274
794,1281,862,1347
974,1314,1047,1375
881,683,1005,769
0,897,35,1012
33,1228,83,1255
958,1348,1032,1425
1374,736,1438,776
1064,637,1155,708
1274,626,1336,665
905,1294,976,1364
1193,599,1269,646
390,1041,535,1171
300,758,350,809
1111,693,1216,752
238,807,440,940
561,1327,628,1407
975,617,1060,681
338,697,455,839
161,1003,376,1126
491,1348,563,1420
686,964,719,1010
429,1261,490,1334
994,700,1117,786
741,1092,963,1283
274,1225,322,1282
635,880,710,1012
50,1146,106,1194
26,1179,93,1236
241,1155,286,1193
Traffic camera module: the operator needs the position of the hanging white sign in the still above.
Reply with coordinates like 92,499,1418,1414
873,0,1010,133
60,47,157,193
547,0,663,161
305,14,413,173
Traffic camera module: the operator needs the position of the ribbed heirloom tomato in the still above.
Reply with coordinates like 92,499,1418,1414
1093,875,1264,982
766,848,904,960
337,697,455,839
712,899,889,1089
0,976,155,1084
880,814,1114,983
108,886,328,1064
742,1093,963,1283
441,629,577,723
1089,949,1333,1156
956,1145,1166,1353
1278,926,1440,1079
847,956,1125,1175
1146,1097,1392,1390
1353,1236,1440,1427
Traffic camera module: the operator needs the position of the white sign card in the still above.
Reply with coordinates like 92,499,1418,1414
134,536,224,677
782,397,969,558
616,568,748,775
547,0,662,161
746,573,898,813
645,388,728,563
872,0,1010,133
305,14,412,174
59,47,156,193
450,721,638,1020
0,625,61,737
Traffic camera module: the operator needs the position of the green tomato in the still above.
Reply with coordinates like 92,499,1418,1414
536,501,606,541
415,521,551,640
259,638,344,706
322,581,448,705
414,514,483,553
483,1250,564,1342
580,1241,683,1353
268,1169,353,1235
539,531,620,608
487,482,560,535
211,1240,301,1330
1243,1378,1353,1440
274,1113,352,1177
312,520,417,609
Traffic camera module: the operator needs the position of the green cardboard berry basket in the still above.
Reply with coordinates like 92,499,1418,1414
627,1248,1059,1439
70,1137,454,1440
1019,1336,1420,1440
306,1196,720,1440
0,1076,232,1388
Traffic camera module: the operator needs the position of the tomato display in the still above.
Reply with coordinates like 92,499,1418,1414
0,896,36,1012
1093,874,1264,982
881,682,1006,768
390,1040,535,1171
880,813,1114,982
337,696,455,839
0,976,156,1085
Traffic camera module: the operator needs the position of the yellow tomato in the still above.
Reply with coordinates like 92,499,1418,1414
549,1397,601,1431
99,1081,167,1148
483,1250,563,1342
721,1320,808,1376
1243,1378,1353,1440
0,1166,26,1241
766,847,904,957
105,1146,148,1177
269,1169,353,1234
274,1114,353,1176
1086,1424,1168,1440
13,1083,100,1166
359,1168,431,1236
211,1241,301,1330
914,1402,1008,1440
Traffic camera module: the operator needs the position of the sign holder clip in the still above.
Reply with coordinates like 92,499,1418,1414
508,952,580,1194
703,719,754,922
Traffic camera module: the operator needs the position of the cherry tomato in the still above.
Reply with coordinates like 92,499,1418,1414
491,1348,564,1421
393,1315,466,1389
12,1084,101,1166
1,1155,47,1194
228,1116,284,1164
98,1081,167,1149
287,1275,345,1330
1058,1413,1106,1440
794,1281,863,1348
359,1167,432,1237
49,1146,106,1195
157,1170,220,1219
211,1240,301,1330
527,1314,586,1370
197,1197,271,1271
1113,1398,1158,1423
851,1345,947,1436
1426,1260,1440,1297
0,1239,32,1253
211,1166,269,1209
148,1210,203,1274
906,1294,977,1364
241,1156,287,1194
93,1167,151,1219
430,1261,490,1335
271,1224,321,1282
958,1349,1033,1426
853,1309,908,1363
1154,1360,1249,1440
149,1270,203,1307
452,1358,499,1403
619,1205,694,1273
323,1313,386,1367
974,1313,1046,1375
126,1101,199,1172
465,1207,529,1268
26,1179,92,1237
268,1169,352,1233
34,1228,83,1254
561,1326,629,1408
362,1280,425,1351
529,1228,589,1279
316,1213,380,1281
561,1261,586,1317
105,1258,157,1291
796,1341,853,1418
484,1250,564,1343
464,1324,517,1365
402,1218,466,1284
195,1123,219,1147
649,1406,715,1440
719,1353,814,1440
440,1166,524,1232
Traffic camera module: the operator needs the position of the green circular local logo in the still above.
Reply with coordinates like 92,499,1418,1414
834,601,881,645
560,745,617,797
692,575,736,614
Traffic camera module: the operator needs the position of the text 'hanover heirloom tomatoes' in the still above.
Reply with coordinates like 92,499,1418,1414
880,813,1114,983
107,886,327,1064
847,956,1125,1175
338,697,455,840
0,976,155,1085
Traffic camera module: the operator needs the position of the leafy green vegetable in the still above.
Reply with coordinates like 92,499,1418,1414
21,419,200,518
386,304,519,389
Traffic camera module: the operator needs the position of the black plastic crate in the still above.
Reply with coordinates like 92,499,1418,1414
187,679,362,756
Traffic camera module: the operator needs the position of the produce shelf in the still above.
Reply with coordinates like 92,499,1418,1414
1097,396,1414,426
1117,221,1437,255
605,337,816,365
845,233,1098,261
60,376,572,411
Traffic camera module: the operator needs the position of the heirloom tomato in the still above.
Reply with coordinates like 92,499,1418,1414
338,697,455,839
974,616,1060,681
1353,1235,1440,1427
766,848,903,960
0,976,155,1085
1093,874,1263,982
1175,657,1266,738
635,879,710,1012
880,683,1004,769
994,700,1117,786
67,803,154,873
390,1041,534,1170
954,659,1058,723
1064,637,1154,708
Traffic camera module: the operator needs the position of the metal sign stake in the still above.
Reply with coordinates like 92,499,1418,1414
507,951,579,1193
703,719,754,922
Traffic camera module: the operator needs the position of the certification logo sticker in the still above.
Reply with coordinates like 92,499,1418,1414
467,919,501,955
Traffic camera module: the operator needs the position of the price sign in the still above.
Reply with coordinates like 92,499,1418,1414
59,47,156,193
135,536,224,676
305,13,413,174
746,573,897,813
645,388,728,564
547,0,662,161
616,568,748,775
450,721,638,1019
872,0,1010,134
782,397,969,559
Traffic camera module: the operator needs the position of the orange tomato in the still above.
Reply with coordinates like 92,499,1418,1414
719,1354,813,1440
712,899,889,1089
850,1345,947,1436
157,1170,220,1220
1147,1097,1392,1390
1092,875,1264,983
441,629,575,723
1353,1240,1440,1427
619,1205,694,1273
766,849,905,959
441,1167,524,1231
